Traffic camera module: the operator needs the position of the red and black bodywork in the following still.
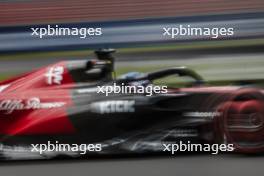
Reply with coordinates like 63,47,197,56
0,49,263,160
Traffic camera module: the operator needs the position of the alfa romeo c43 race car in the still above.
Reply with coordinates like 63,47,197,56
0,49,263,160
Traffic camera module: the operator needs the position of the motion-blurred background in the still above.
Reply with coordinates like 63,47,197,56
1,0,264,25
1,0,264,84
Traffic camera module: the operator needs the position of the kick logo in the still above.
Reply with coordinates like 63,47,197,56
45,66,64,85
91,100,135,114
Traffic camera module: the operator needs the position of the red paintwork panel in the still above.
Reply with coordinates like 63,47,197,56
0,61,76,135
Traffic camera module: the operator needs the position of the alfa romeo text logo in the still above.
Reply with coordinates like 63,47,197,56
0,97,65,114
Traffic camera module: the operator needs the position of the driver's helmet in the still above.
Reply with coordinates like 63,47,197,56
119,72,151,86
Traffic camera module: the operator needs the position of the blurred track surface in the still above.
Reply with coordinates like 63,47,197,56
0,155,263,176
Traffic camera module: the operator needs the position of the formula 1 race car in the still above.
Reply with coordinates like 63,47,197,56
0,49,263,160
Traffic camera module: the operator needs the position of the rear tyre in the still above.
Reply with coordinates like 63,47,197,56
215,89,264,153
